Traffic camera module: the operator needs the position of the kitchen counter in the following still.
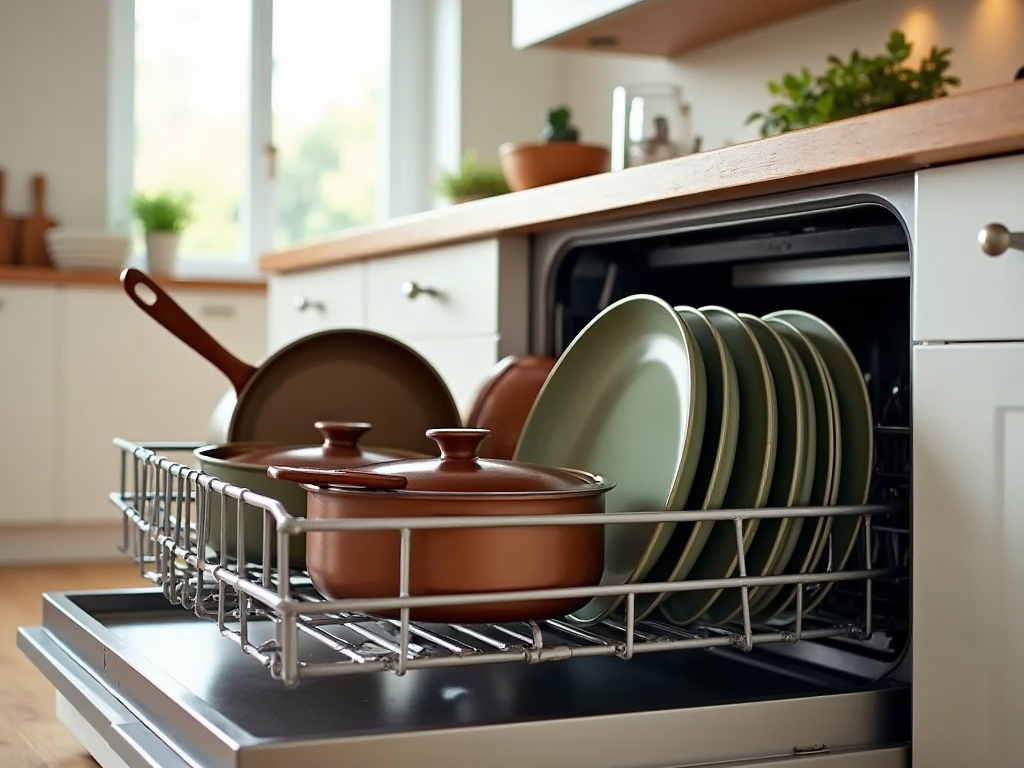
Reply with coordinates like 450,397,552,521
0,265,266,292
0,562,147,768
260,80,1024,275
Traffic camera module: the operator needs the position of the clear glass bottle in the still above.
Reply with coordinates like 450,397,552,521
611,83,696,171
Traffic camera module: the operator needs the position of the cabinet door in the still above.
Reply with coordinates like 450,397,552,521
59,286,267,522
365,241,502,339
913,342,1024,767
403,336,502,421
0,285,59,524
914,153,1024,342
267,262,365,351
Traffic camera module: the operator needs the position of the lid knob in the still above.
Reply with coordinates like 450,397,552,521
316,421,372,453
426,428,490,461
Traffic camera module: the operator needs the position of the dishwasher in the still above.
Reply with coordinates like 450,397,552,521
18,174,915,768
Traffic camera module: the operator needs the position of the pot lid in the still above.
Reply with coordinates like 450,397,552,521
225,421,413,469
267,428,609,494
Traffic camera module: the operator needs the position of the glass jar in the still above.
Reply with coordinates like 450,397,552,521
611,83,696,171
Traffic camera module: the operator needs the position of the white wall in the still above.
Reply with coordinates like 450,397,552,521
0,0,110,227
562,0,1024,152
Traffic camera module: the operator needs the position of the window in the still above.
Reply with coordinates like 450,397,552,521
109,0,428,277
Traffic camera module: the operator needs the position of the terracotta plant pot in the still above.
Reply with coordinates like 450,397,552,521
268,428,614,623
499,142,610,191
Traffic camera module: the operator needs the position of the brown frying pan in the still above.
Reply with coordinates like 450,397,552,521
121,268,461,455
465,354,556,460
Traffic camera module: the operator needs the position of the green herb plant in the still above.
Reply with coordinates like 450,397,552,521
435,151,510,202
540,106,580,142
746,30,960,138
130,191,194,234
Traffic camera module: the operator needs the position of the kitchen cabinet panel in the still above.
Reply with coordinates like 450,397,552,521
512,0,848,57
365,240,504,340
914,153,1024,343
0,284,59,524
267,262,365,351
402,335,502,421
59,286,266,522
913,341,1024,767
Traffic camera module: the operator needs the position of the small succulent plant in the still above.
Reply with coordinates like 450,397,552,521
540,106,580,142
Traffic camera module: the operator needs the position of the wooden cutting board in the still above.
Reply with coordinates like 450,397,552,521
18,173,56,267
0,168,16,265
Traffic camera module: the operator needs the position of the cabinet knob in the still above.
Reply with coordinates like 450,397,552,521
978,223,1024,257
294,295,326,312
402,281,439,300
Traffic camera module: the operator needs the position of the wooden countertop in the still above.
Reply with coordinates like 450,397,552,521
0,562,148,767
261,80,1024,276
0,265,267,292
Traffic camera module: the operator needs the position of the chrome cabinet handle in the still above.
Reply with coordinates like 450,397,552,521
199,304,235,318
402,281,439,300
293,295,326,312
978,223,1024,257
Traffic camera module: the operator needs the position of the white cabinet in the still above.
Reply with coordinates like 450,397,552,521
914,153,1024,343
0,281,267,528
403,336,503,419
365,241,503,339
60,286,266,522
913,342,1024,768
267,237,530,422
0,284,59,524
267,262,365,352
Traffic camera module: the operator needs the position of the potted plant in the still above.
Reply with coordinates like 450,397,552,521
499,106,609,191
435,152,510,204
746,30,960,138
131,190,194,274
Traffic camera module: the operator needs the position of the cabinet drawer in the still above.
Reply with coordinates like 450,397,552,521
0,284,59,524
366,241,500,339
268,262,366,351
914,153,1024,342
403,336,501,420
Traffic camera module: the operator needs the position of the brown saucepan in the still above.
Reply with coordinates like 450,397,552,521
121,268,461,454
464,354,556,460
267,428,614,624
195,421,424,569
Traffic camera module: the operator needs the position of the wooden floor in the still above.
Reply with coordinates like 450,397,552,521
0,562,148,768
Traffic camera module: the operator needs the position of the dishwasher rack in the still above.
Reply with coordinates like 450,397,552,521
110,438,906,688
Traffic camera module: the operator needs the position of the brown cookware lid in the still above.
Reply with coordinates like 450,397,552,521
267,428,611,494
225,421,414,469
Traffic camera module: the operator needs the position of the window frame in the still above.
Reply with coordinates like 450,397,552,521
106,0,431,278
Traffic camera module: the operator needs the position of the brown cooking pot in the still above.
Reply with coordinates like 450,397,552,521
195,421,424,568
267,428,614,624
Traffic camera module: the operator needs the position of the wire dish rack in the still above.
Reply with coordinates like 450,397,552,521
110,438,907,689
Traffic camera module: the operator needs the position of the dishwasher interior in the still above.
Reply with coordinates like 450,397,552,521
540,185,912,687
18,178,915,768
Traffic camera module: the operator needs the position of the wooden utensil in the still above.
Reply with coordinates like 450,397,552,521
18,174,57,267
0,168,17,265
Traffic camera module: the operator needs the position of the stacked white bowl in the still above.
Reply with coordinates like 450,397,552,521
46,228,131,271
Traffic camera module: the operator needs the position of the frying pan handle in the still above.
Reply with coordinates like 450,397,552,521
121,267,257,394
267,466,409,490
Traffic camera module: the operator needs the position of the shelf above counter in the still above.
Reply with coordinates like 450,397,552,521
511,0,850,57
259,81,1024,276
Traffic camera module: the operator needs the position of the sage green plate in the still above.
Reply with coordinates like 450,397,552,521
514,294,707,627
631,306,740,622
766,310,873,617
703,314,810,625
659,305,775,628
753,316,842,625
744,333,817,620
